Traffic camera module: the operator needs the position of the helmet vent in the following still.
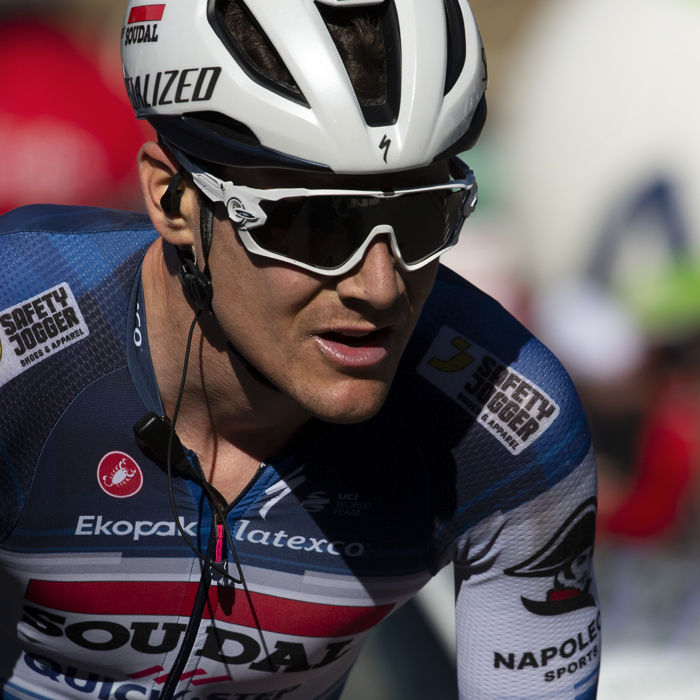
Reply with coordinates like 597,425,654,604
315,0,401,127
183,111,261,148
209,0,309,107
444,0,467,95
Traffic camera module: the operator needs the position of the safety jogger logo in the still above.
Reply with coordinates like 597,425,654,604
0,283,89,389
417,326,559,455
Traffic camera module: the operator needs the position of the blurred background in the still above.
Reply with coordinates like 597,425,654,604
3,0,700,697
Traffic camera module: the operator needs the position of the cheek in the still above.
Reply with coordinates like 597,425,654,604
210,230,323,330
405,260,440,312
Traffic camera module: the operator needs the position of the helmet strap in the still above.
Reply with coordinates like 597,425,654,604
175,194,214,311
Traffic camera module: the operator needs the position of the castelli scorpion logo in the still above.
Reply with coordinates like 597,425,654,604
97,452,144,499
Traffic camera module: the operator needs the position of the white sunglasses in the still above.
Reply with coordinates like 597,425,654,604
172,147,477,277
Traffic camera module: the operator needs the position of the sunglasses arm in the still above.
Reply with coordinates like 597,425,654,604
168,147,265,228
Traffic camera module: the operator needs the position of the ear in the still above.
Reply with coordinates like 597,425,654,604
138,141,197,246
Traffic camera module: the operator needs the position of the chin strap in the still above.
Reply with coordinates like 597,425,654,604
174,190,281,393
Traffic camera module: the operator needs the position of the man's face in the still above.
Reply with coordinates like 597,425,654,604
202,162,449,424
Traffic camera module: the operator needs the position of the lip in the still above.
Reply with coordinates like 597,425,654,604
312,326,393,368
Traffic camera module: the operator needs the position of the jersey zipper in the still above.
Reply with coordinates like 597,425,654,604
227,463,266,514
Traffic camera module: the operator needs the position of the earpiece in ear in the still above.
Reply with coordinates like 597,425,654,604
160,172,184,216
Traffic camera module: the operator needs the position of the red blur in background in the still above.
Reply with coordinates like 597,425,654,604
599,373,700,540
0,19,148,215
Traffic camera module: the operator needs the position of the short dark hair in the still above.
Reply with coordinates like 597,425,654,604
218,0,387,105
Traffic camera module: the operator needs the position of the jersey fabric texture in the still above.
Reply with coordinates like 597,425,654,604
0,205,600,700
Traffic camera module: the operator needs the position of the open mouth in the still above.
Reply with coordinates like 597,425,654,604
314,327,393,367
319,328,389,348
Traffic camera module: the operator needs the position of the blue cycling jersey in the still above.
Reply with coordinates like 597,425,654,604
0,205,599,700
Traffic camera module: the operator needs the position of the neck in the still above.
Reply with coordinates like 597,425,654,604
141,240,311,486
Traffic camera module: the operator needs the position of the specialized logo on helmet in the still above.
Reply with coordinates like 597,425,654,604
97,452,144,499
505,498,597,616
379,135,391,164
124,67,222,114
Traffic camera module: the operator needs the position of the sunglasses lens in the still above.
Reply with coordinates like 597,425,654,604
248,188,466,271
252,197,369,269
389,189,464,265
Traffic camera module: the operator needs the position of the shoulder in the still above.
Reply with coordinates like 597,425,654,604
0,204,154,236
389,266,591,555
0,204,157,312
0,206,156,540
398,264,582,450
416,264,578,412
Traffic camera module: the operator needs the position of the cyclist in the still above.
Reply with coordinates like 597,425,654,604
0,1,599,699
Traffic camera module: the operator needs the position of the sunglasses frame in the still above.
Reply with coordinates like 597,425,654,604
172,147,478,277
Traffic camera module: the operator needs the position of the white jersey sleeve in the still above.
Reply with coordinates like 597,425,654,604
454,450,599,700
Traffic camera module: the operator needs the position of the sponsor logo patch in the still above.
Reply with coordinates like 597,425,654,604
235,520,366,558
493,613,600,683
0,283,89,389
75,515,195,539
417,326,560,455
97,452,144,499
258,466,306,519
123,23,161,46
22,653,304,699
505,498,597,616
333,492,371,517
20,581,382,680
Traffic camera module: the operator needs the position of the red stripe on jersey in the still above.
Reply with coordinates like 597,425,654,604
549,588,581,602
25,580,393,637
128,5,166,24
129,666,164,679
191,676,235,687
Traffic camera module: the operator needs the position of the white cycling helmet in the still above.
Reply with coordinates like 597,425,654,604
121,0,487,174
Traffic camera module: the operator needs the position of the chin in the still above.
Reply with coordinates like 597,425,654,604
296,378,391,425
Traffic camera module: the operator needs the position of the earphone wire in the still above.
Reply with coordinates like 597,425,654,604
163,306,272,680
165,307,243,584
159,177,271,683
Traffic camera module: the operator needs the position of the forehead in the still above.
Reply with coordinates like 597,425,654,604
211,160,452,190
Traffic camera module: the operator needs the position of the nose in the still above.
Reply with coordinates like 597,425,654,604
335,236,403,310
